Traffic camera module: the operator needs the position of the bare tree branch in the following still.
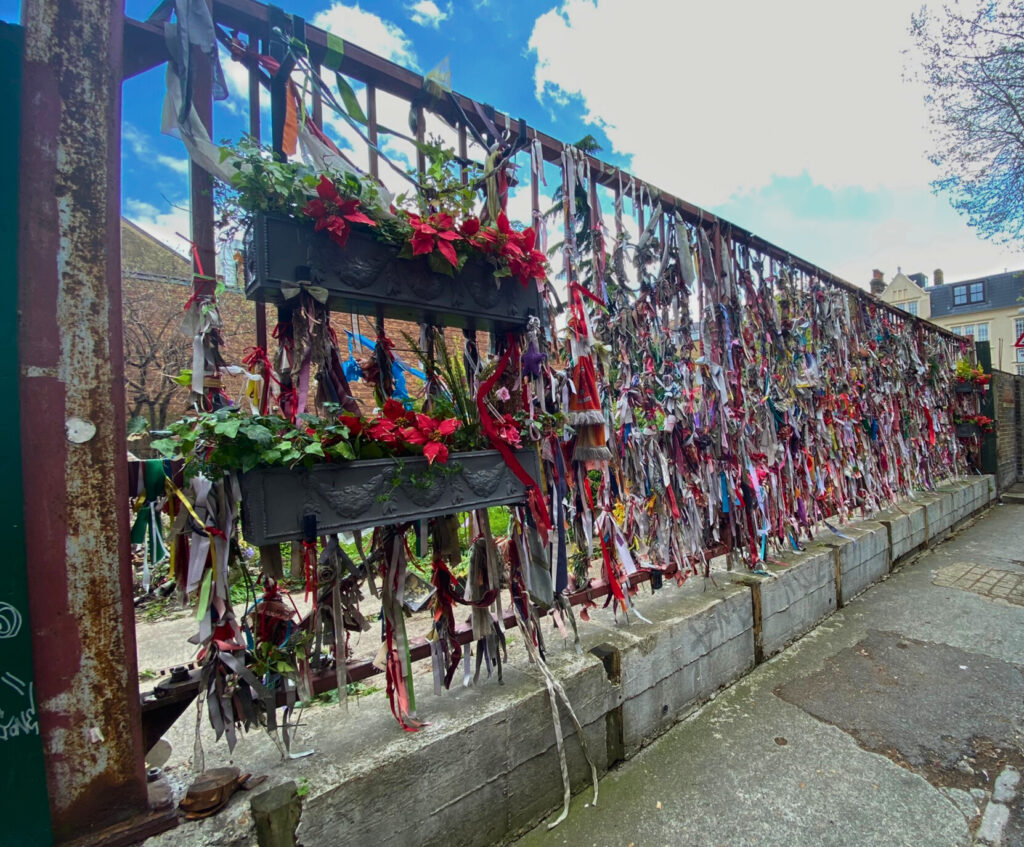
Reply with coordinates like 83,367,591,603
909,0,1024,243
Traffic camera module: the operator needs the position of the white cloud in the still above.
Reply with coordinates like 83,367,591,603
123,123,150,157
124,198,192,258
407,0,451,29
528,0,1024,282
156,154,190,175
529,0,933,209
311,3,418,70
715,181,1024,290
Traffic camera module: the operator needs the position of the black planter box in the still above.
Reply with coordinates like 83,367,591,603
244,213,544,332
954,382,979,394
955,423,979,438
239,449,542,545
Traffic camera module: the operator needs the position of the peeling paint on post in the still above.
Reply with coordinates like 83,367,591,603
19,0,148,839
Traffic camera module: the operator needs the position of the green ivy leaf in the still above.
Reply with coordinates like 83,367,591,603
127,415,149,436
304,442,325,458
150,438,179,458
213,418,241,438
328,441,355,461
241,423,274,446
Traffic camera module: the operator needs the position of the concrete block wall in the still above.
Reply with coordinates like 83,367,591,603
610,584,755,757
731,547,835,661
875,502,926,561
297,649,618,847
151,476,997,847
815,520,890,605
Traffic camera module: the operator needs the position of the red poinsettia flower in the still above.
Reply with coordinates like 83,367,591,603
381,398,414,425
405,212,462,267
399,413,461,464
472,213,548,285
337,414,364,437
368,417,401,445
302,175,376,249
507,227,547,286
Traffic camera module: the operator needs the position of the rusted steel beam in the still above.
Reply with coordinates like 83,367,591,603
121,17,165,79
19,0,152,840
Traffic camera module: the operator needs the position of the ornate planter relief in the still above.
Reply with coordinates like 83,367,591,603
244,213,543,332
240,449,542,545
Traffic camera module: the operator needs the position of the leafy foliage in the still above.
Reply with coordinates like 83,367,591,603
910,1,1024,243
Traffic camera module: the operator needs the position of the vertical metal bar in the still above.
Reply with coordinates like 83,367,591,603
19,0,152,837
367,83,379,179
247,37,261,138
614,180,622,239
268,5,289,161
530,135,540,222
311,61,323,128
458,122,468,186
190,14,217,283
249,39,268,351
415,104,426,176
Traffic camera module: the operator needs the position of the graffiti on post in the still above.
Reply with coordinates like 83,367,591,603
0,671,38,741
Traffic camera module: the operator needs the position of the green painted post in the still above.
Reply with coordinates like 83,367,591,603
976,340,999,477
0,21,54,846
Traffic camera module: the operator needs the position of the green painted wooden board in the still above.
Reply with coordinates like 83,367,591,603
0,21,54,846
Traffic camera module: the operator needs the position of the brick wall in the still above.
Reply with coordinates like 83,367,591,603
991,370,1024,488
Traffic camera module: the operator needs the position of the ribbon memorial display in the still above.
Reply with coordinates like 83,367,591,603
133,0,968,828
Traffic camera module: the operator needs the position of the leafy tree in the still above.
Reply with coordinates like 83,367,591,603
910,0,1024,243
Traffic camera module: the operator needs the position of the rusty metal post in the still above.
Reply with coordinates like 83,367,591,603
18,0,149,839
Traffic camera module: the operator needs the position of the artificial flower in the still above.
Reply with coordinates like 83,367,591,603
302,175,376,249
399,413,461,464
406,212,461,267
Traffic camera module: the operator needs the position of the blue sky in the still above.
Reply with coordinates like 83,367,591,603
6,0,1024,287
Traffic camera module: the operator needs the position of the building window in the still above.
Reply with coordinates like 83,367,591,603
976,322,989,341
1018,363,1024,376
952,324,975,338
1016,317,1024,341
952,282,986,306
1017,347,1024,363
895,300,918,316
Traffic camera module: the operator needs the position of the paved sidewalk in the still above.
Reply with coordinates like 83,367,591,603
515,501,1024,847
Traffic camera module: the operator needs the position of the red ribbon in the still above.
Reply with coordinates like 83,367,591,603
476,341,552,536
302,540,318,611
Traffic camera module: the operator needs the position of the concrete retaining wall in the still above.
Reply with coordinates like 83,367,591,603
148,476,996,847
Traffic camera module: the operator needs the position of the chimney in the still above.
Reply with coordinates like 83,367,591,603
933,268,944,286
870,269,885,295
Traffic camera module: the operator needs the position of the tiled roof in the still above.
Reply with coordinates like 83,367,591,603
929,270,1024,318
